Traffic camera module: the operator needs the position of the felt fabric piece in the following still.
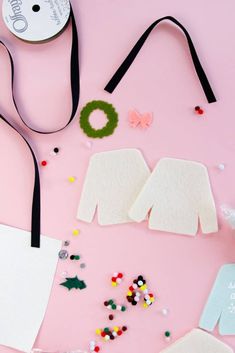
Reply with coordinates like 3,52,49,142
199,264,235,335
77,149,151,225
128,110,153,128
160,329,233,353
129,158,218,236
0,224,61,352
60,276,87,290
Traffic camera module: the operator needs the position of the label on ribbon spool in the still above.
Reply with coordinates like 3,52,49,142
2,0,71,42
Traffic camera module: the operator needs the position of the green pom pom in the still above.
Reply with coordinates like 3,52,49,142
79,100,118,139
121,306,126,312
111,304,117,310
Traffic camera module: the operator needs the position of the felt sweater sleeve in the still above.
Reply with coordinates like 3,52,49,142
197,166,218,234
77,156,98,223
199,266,227,332
128,174,155,222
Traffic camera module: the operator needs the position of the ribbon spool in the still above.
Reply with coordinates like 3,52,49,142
2,0,71,42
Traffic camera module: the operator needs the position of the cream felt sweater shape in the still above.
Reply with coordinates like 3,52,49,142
129,158,218,235
160,329,233,353
77,149,151,225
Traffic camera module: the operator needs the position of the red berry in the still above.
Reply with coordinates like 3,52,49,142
41,160,47,166
118,273,123,278
94,347,100,352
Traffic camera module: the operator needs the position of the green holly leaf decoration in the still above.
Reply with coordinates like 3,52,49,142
60,276,87,291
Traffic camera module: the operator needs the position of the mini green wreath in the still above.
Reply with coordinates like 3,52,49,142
79,100,118,138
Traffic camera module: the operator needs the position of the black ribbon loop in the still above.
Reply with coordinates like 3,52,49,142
104,16,216,103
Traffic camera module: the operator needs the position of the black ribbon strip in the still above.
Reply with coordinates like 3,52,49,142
0,6,79,247
104,16,216,103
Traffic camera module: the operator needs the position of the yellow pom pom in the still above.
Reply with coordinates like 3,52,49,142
111,281,117,287
72,229,80,236
140,284,147,291
127,290,132,296
68,176,76,183
150,297,155,303
95,328,101,335
143,303,148,308
113,326,119,332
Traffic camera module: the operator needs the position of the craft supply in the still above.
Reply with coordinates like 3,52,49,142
58,249,69,260
73,229,80,236
68,176,76,183
199,264,235,335
79,100,119,138
80,263,86,269
128,110,153,128
165,331,171,342
89,340,100,352
2,0,70,42
77,149,150,225
129,158,218,236
96,326,127,341
0,2,79,248
159,329,233,353
70,254,81,260
127,275,155,307
0,224,61,352
104,299,126,311
162,308,169,316
41,160,47,167
104,17,216,104
218,163,225,171
111,272,124,286
195,106,204,115
221,205,235,229
60,276,87,291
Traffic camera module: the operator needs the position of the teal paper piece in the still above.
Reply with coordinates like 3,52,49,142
199,264,235,335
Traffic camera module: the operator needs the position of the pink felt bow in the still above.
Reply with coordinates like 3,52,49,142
128,110,153,128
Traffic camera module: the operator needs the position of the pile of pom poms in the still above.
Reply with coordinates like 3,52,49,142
96,326,127,342
104,299,126,312
127,275,155,307
111,272,123,286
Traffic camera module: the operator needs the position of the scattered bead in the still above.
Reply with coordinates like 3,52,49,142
194,106,204,115
80,263,86,269
72,229,80,236
218,163,225,171
164,330,171,342
111,272,123,286
53,147,59,154
41,160,47,167
58,249,69,260
162,308,169,316
70,254,80,261
61,271,68,278
109,314,114,320
63,240,70,247
68,176,76,183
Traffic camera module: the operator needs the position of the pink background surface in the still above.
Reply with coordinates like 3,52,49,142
0,0,235,352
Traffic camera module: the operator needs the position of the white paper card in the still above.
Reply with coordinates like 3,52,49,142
0,224,61,352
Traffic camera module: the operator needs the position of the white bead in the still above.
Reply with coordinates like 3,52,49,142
116,278,122,284
107,305,112,310
162,308,169,316
138,280,143,286
218,163,225,170
90,341,96,346
133,284,138,289
146,299,151,305
113,331,117,337
136,292,141,297
104,335,110,341
117,305,122,311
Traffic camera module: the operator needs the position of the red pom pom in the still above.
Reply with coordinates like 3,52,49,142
94,347,100,352
41,160,47,166
111,277,116,282
118,273,123,278
117,330,122,336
